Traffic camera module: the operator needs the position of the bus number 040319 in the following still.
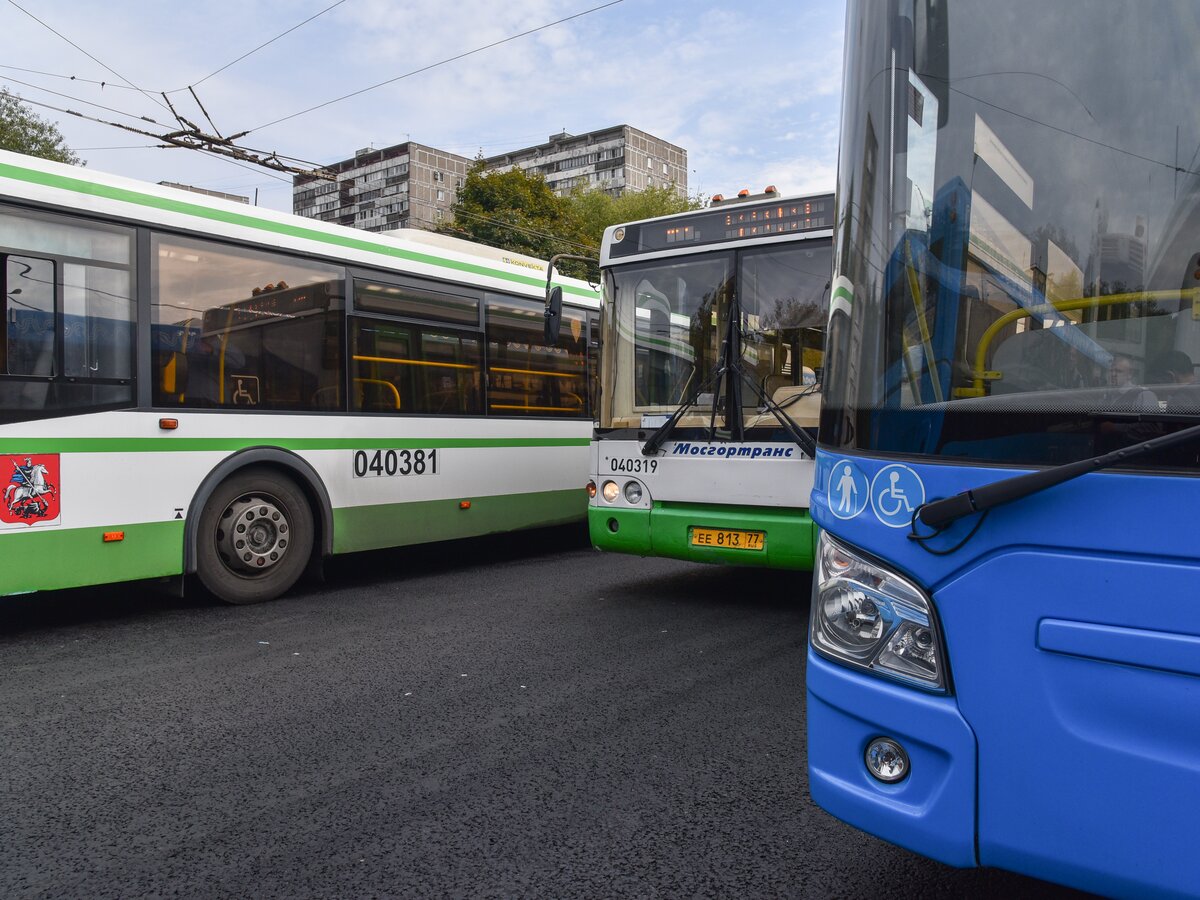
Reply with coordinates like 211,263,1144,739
352,449,439,478
607,457,658,474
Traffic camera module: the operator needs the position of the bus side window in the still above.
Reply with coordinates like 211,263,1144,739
4,255,56,378
485,293,587,418
351,317,482,415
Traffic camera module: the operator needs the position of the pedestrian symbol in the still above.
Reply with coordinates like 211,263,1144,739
870,465,926,528
827,459,869,521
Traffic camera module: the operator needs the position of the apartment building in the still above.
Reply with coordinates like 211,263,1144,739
294,126,687,232
292,142,470,233
483,125,687,198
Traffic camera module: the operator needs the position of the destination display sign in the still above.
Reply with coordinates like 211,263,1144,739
608,193,833,259
202,280,339,334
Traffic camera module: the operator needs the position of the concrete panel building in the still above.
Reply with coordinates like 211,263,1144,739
294,125,687,233
483,125,687,198
293,142,471,233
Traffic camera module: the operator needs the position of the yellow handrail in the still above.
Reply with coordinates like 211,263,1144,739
353,354,476,371
905,237,944,402
353,377,401,410
957,288,1198,398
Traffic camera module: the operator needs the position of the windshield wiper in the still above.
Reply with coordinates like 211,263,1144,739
641,387,704,455
750,378,818,458
918,419,1200,529
642,366,818,457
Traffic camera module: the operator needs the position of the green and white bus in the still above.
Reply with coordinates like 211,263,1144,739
0,149,599,604
587,189,832,569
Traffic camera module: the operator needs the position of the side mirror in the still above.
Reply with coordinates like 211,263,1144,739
544,285,563,345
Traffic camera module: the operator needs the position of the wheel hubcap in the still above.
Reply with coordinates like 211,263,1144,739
215,493,290,575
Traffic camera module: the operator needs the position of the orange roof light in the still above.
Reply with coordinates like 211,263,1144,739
737,189,750,197
764,185,778,194
711,194,725,203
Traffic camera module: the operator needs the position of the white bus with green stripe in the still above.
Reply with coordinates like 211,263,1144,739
0,149,598,604
588,189,832,570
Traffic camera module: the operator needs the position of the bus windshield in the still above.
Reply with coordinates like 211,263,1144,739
822,0,1200,470
603,241,830,429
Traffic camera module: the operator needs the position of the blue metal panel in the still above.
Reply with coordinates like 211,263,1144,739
811,448,1200,898
806,652,978,867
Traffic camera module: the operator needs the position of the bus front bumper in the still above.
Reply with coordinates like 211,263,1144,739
588,501,817,569
806,650,978,868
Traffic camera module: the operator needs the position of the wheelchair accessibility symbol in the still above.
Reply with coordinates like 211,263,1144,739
870,464,925,528
827,459,869,520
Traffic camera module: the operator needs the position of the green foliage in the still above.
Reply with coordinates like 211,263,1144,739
566,183,702,250
440,160,702,270
0,89,81,165
438,159,582,261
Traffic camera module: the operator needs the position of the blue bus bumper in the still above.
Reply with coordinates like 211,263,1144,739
806,650,978,867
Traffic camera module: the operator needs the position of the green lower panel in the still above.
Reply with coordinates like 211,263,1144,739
0,520,185,595
589,501,817,570
333,488,586,554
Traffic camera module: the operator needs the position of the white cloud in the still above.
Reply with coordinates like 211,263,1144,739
0,0,846,210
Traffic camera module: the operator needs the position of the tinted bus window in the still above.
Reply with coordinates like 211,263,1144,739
485,294,587,417
152,234,344,411
351,318,482,415
0,206,134,423
355,278,480,326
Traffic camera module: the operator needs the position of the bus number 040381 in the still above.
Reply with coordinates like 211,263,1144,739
352,449,439,478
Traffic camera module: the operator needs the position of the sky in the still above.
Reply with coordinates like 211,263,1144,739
1,0,845,213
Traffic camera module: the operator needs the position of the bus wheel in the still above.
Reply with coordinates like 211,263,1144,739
196,468,314,605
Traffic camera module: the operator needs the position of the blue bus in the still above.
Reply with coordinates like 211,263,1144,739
807,2,1200,897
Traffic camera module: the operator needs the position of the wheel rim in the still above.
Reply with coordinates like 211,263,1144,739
214,492,291,576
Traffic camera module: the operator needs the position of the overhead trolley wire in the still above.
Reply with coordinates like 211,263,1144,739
185,0,351,89
5,0,173,116
244,0,625,135
0,63,145,91
2,76,169,127
449,208,598,255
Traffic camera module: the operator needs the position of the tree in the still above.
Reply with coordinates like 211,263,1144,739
438,159,583,261
0,89,82,165
565,183,703,252
441,161,704,268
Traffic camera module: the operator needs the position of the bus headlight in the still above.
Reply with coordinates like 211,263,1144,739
810,532,947,692
601,480,620,503
624,481,643,503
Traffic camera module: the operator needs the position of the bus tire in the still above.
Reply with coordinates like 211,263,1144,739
195,468,314,605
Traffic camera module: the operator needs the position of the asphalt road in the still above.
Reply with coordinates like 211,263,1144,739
0,527,1087,899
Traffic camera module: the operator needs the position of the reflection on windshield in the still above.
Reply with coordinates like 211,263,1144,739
629,255,729,409
603,241,832,431
824,0,1200,468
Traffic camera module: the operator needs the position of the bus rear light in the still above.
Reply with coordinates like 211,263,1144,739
158,418,178,430
810,532,947,692
103,531,125,543
586,480,597,499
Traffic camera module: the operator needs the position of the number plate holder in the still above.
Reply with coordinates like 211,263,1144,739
689,527,765,551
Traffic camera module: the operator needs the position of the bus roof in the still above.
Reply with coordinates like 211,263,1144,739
0,149,598,304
